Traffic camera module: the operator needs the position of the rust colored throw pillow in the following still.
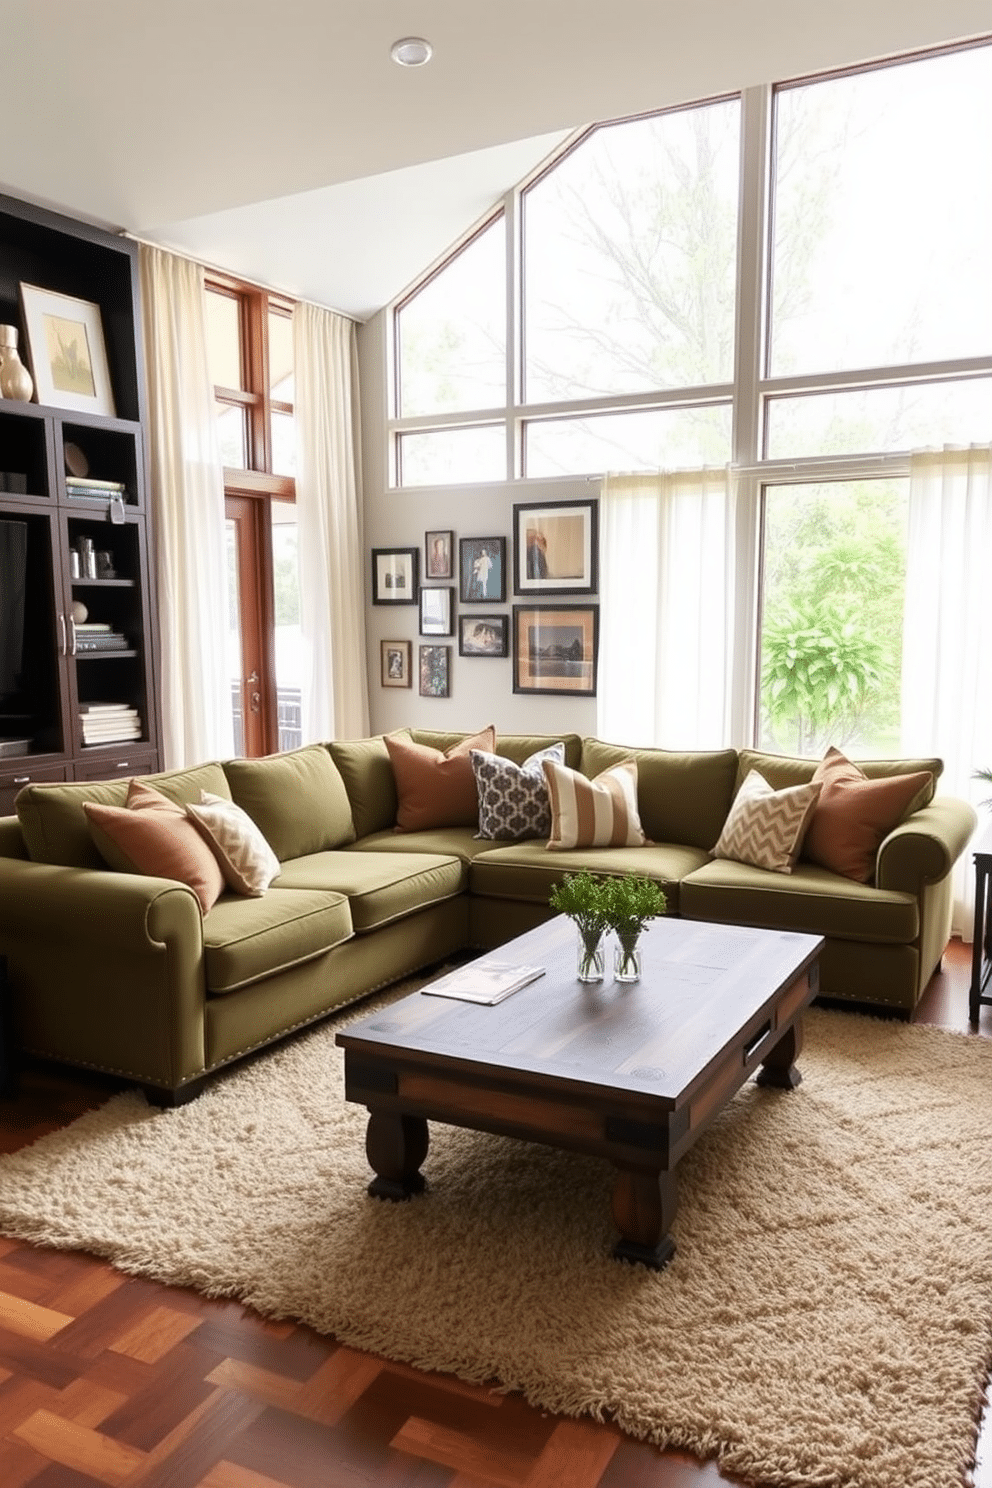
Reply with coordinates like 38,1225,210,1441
385,726,496,831
802,747,933,883
83,778,225,914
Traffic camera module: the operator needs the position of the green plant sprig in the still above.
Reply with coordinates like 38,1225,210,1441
549,869,612,946
549,870,667,945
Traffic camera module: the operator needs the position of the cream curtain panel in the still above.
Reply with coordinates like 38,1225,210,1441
293,301,369,742
139,244,234,769
901,444,992,938
597,468,737,748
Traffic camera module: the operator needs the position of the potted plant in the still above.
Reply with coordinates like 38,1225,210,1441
603,873,667,981
549,869,612,981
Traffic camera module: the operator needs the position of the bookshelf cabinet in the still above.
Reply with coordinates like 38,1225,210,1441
0,194,161,816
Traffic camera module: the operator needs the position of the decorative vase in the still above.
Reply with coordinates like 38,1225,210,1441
576,928,605,982
0,329,33,402
614,934,642,983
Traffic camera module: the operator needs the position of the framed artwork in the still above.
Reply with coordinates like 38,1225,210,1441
459,536,506,603
19,283,116,416
513,604,599,696
419,644,451,697
380,639,412,688
420,585,454,635
425,529,454,579
372,547,418,604
459,614,508,658
512,499,598,596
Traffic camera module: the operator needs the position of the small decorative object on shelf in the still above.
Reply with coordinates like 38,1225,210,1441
0,324,33,402
549,870,666,985
549,869,611,983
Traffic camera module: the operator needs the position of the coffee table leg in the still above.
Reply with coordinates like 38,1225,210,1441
756,1017,804,1090
365,1110,429,1200
611,1165,678,1269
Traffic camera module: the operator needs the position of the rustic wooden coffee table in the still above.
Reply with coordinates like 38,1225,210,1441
337,915,822,1268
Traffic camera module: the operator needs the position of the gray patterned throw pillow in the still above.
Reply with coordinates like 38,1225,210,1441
470,743,565,841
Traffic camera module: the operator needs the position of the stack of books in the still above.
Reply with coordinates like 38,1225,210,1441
79,703,142,746
65,476,129,502
75,622,129,652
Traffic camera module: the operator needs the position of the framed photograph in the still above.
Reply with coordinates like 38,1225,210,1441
425,529,454,579
19,283,116,416
512,499,598,596
513,604,599,696
372,547,418,604
459,614,509,658
380,639,412,688
420,585,454,635
459,536,506,603
419,644,451,697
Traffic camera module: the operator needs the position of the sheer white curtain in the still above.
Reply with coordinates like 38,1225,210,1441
139,244,234,769
901,444,992,937
598,468,737,748
293,301,369,742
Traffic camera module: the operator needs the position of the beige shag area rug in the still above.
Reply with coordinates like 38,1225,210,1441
2,996,992,1488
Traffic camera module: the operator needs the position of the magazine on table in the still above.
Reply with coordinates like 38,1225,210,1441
421,960,545,1005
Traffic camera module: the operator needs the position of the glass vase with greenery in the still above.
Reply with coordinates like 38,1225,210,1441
549,869,612,981
603,874,667,980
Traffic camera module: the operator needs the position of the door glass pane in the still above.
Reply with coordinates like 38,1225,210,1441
523,98,740,402
758,481,908,758
398,425,505,486
397,216,506,416
216,402,247,468
770,47,992,376
271,410,296,477
269,309,294,401
525,404,731,477
225,519,244,757
205,290,244,391
272,503,302,751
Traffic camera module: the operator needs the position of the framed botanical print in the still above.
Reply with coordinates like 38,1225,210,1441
380,639,412,687
512,499,598,596
20,283,116,416
419,585,454,635
459,536,506,603
419,644,451,697
458,614,508,657
372,547,418,604
512,604,599,696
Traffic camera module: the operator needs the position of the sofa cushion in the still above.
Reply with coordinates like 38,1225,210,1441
348,826,500,864
469,840,707,915
385,725,496,831
272,850,464,933
223,745,356,861
16,761,231,868
187,791,281,896
803,747,934,884
735,747,942,800
580,739,738,851
713,771,821,874
328,733,402,840
412,729,583,772
83,780,226,915
544,759,646,850
202,887,353,994
680,857,919,944
471,743,564,841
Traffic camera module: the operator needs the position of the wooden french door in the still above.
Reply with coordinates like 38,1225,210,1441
225,494,276,757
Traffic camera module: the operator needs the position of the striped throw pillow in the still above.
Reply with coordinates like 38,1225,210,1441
713,770,821,874
543,758,646,851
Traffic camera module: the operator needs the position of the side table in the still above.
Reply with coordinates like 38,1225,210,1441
969,821,992,1025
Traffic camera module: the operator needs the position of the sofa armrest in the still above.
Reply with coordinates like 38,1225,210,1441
0,858,209,1090
875,796,978,895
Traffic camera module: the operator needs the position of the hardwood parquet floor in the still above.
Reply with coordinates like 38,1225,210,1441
0,939,989,1488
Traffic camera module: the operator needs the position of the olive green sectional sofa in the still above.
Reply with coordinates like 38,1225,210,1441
0,728,975,1105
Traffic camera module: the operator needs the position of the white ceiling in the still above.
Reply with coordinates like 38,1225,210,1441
3,1,990,320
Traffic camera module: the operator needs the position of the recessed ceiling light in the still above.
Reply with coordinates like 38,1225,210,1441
390,36,432,67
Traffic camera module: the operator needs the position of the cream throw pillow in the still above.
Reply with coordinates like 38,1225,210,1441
713,769,821,874
543,758,646,851
186,791,281,896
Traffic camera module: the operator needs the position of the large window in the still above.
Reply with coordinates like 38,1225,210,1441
205,279,299,756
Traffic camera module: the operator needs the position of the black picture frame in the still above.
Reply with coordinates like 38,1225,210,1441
419,644,451,697
459,535,506,603
458,614,509,658
512,603,599,696
371,547,419,604
512,499,598,596
419,585,454,636
425,529,454,580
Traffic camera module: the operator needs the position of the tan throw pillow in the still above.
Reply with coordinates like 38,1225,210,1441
186,791,281,896
803,746,934,883
543,758,646,851
83,779,225,915
713,770,821,874
385,726,496,831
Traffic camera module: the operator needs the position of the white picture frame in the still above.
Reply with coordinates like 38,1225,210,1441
19,283,116,416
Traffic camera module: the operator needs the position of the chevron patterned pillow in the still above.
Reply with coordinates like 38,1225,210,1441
713,769,822,874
